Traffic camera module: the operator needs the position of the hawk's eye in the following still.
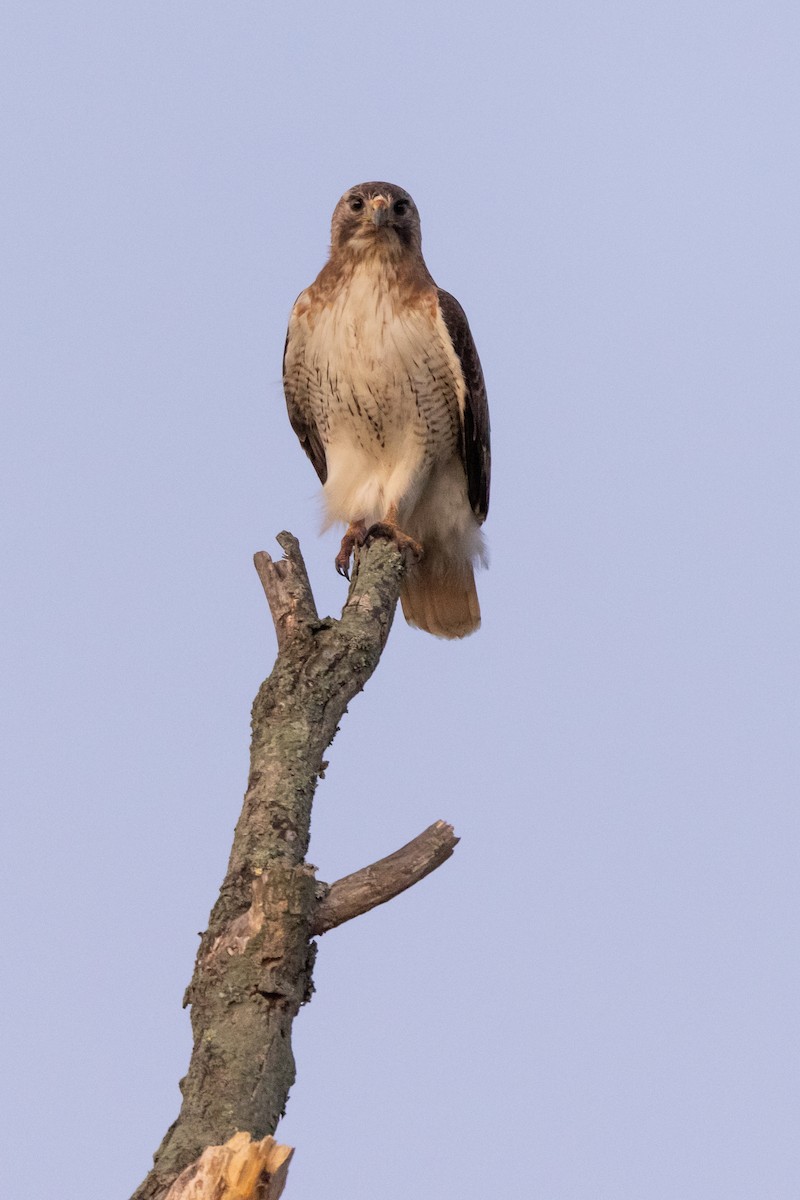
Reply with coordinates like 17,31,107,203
393,200,409,216
349,197,364,212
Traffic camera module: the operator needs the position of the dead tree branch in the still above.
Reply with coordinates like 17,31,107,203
131,533,459,1200
312,820,460,935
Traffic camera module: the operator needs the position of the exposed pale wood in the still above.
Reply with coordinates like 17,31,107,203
164,1133,293,1200
313,820,459,935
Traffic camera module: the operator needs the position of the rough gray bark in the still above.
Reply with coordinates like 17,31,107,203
130,533,459,1200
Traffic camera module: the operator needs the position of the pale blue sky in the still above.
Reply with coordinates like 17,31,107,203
2,2,799,1197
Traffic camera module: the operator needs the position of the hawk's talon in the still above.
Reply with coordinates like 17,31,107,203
364,521,423,563
335,520,367,579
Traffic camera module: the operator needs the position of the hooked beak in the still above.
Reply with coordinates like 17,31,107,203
369,196,390,227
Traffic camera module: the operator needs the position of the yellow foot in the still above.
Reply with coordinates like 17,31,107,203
335,520,367,580
364,520,423,564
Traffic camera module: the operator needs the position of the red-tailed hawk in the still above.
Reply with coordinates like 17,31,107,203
283,182,490,638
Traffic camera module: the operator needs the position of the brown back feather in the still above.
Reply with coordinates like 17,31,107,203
437,289,491,524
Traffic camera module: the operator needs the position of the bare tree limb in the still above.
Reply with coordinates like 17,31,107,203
130,533,459,1200
312,820,460,935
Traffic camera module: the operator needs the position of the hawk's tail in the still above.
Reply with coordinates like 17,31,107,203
400,558,481,639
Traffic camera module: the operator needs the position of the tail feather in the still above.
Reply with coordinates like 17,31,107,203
400,559,481,639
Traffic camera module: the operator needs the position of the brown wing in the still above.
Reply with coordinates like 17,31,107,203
283,317,327,485
437,289,490,522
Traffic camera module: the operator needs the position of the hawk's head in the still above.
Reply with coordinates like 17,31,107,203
330,182,422,258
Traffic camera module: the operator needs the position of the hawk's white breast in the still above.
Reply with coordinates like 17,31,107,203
288,261,465,528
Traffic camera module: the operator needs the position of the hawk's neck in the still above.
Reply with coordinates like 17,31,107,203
315,243,435,303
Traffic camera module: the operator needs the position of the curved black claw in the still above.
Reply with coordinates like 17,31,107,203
335,553,351,581
335,520,367,581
